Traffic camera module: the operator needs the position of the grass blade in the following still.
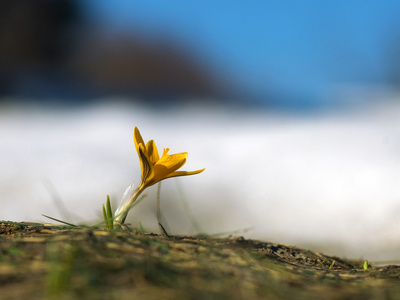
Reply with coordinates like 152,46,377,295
42,214,79,227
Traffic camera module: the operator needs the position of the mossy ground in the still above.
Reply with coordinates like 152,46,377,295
1,221,399,300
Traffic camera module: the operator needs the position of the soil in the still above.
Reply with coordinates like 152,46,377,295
0,221,399,300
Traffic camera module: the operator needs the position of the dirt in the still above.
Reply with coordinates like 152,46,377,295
0,221,399,300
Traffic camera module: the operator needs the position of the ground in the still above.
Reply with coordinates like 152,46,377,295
0,221,399,300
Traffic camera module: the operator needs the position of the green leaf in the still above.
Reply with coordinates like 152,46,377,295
102,204,108,228
42,215,78,227
106,195,113,230
102,195,114,230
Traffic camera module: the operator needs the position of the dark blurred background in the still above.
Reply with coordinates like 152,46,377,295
2,0,400,109
0,0,233,106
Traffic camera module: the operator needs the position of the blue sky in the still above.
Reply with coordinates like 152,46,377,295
81,1,400,107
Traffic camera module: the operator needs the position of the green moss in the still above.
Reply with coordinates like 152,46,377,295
0,222,400,300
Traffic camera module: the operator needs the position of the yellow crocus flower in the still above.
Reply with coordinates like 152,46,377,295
113,127,205,227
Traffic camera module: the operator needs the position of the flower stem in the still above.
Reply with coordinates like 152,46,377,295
113,184,145,228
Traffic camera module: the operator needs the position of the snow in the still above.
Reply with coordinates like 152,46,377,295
1,99,400,261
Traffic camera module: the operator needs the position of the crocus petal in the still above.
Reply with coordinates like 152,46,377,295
154,152,188,172
163,168,206,180
134,127,145,154
145,153,187,185
146,140,160,164
138,143,154,184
